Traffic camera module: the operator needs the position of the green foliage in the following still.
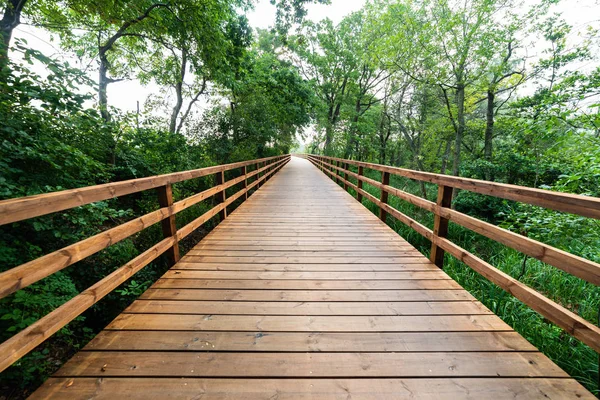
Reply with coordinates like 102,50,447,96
194,30,314,163
116,280,152,297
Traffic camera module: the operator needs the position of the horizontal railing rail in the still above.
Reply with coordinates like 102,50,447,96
305,154,600,354
0,154,290,373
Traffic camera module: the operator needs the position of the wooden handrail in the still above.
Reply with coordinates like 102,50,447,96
305,154,600,354
0,155,287,226
0,155,290,373
307,155,600,219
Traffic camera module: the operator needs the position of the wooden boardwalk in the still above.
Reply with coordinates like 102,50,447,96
32,157,593,399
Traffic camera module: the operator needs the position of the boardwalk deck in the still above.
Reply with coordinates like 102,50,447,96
31,157,593,399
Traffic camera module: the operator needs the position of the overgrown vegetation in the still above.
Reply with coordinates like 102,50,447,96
0,0,599,397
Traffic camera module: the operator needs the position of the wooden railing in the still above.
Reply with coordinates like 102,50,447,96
306,154,600,354
0,154,290,372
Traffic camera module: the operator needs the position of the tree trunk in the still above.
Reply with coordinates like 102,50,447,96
452,84,465,178
378,115,386,165
451,83,465,202
484,89,494,180
441,138,452,174
0,0,26,79
345,97,362,159
176,77,206,134
324,105,334,155
98,49,117,164
170,51,186,134
99,51,111,122
324,77,348,156
95,3,171,123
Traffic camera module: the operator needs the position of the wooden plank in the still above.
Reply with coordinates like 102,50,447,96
172,262,441,272
434,236,600,353
161,271,449,280
54,352,567,378
185,250,422,257
180,256,436,264
198,238,403,243
191,244,415,251
0,206,171,300
85,331,536,352
150,279,462,290
206,232,399,238
106,314,510,331
141,289,476,302
31,377,595,399
438,204,600,285
124,300,493,315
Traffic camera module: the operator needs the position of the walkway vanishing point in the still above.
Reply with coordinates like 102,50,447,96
10,156,598,398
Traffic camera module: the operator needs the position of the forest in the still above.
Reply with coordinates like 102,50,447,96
0,0,599,397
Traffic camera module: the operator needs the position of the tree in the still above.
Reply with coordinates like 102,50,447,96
193,30,313,162
0,0,27,75
291,18,359,155
342,10,390,160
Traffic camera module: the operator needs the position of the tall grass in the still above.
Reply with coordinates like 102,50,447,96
332,165,600,394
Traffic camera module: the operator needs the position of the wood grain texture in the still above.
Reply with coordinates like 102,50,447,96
31,378,595,400
31,156,591,399
54,351,567,378
84,331,536,352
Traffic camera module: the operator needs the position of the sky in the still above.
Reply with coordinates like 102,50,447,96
11,0,600,117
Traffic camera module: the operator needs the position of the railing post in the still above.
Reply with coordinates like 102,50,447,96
156,184,180,266
343,163,349,191
265,160,270,182
241,165,248,200
379,171,390,222
357,166,364,202
336,161,341,185
258,161,264,188
430,185,453,268
215,171,227,221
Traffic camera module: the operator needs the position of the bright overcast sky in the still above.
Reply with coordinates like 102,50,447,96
12,0,600,115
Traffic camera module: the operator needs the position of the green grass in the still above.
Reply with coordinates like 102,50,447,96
328,165,600,395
